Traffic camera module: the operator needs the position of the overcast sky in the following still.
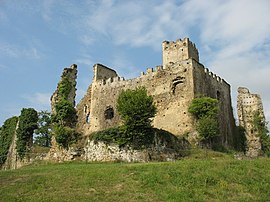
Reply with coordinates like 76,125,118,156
0,0,269,128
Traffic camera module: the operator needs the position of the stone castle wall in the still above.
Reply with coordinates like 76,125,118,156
77,60,195,136
76,38,235,147
192,60,235,146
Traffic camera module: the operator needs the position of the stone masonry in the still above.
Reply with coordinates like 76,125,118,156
76,37,235,147
237,87,265,157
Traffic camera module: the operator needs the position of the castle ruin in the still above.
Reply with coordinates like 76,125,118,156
237,87,265,157
76,37,235,147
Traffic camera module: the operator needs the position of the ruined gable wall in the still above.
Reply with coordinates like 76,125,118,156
192,60,235,146
78,60,196,137
93,63,118,81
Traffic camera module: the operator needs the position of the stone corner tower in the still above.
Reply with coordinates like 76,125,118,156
162,37,199,69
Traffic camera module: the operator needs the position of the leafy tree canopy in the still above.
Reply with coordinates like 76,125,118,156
34,111,52,147
117,86,157,131
188,97,218,119
16,108,38,158
188,97,219,142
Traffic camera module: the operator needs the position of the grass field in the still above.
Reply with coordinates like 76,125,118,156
0,150,270,202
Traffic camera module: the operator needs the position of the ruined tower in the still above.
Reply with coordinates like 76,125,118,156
237,87,265,157
51,64,77,114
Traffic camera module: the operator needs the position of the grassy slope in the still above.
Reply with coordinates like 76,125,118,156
0,150,270,202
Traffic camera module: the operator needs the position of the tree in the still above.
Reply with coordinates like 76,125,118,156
252,111,270,155
188,97,218,119
16,108,38,158
188,97,219,143
197,116,219,140
34,111,52,147
116,87,157,142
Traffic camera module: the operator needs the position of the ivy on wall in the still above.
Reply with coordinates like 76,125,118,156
252,111,270,156
52,71,79,149
0,116,18,165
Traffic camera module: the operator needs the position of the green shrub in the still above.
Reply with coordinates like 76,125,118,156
116,86,156,141
90,127,189,152
90,127,128,147
252,111,270,156
188,97,218,119
197,116,219,140
53,99,77,127
53,124,79,148
188,97,219,145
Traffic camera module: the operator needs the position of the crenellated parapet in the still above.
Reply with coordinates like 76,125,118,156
203,67,228,85
162,37,199,68
93,64,167,88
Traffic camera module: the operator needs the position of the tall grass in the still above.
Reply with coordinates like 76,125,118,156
0,151,270,201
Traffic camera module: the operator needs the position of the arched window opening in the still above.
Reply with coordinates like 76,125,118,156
86,113,90,124
217,91,221,100
104,107,114,120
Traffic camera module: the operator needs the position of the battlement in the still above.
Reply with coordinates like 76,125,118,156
95,65,165,88
203,67,228,85
162,38,199,68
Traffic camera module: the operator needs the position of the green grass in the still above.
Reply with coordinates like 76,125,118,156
0,150,270,201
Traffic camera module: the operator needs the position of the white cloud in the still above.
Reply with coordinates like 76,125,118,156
79,0,188,49
111,53,139,79
75,55,94,66
0,42,43,59
41,0,55,22
22,93,51,111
